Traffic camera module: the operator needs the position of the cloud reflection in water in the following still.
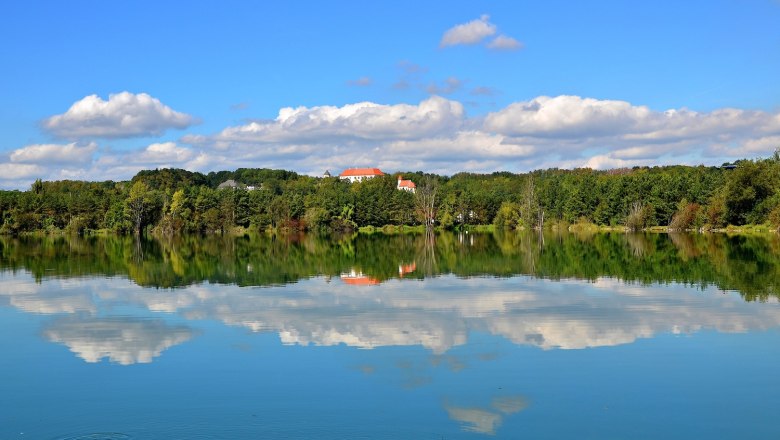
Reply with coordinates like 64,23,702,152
43,316,195,365
3,272,780,356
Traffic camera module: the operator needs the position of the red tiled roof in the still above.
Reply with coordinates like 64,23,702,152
398,179,416,188
341,276,380,286
398,262,416,276
340,168,385,177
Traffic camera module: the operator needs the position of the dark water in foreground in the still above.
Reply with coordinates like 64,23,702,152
1,232,779,439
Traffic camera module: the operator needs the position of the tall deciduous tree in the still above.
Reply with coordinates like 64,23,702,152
414,177,438,229
125,181,158,235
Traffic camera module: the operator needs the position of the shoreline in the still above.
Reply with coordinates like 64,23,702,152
3,223,777,238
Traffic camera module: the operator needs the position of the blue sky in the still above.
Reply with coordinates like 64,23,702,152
1,0,779,188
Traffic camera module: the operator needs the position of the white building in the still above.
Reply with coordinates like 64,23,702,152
396,176,416,193
339,168,385,183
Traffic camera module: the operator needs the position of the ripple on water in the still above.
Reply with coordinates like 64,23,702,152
54,434,131,440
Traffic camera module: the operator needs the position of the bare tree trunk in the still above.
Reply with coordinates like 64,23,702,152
415,177,438,230
523,174,541,229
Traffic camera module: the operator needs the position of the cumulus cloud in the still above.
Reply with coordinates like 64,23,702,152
480,95,780,169
84,142,204,182
707,135,780,157
5,94,780,188
440,15,522,51
485,95,655,137
178,94,780,176
582,154,649,170
42,92,195,139
0,163,45,180
487,35,523,51
440,15,497,47
177,96,477,176
198,96,465,145
133,142,195,164
385,131,533,162
10,142,97,164
0,140,206,188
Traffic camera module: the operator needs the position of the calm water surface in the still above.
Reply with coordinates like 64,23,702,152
1,232,779,439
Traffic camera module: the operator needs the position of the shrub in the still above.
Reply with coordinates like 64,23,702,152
670,202,701,231
493,202,521,229
625,201,651,231
769,205,780,231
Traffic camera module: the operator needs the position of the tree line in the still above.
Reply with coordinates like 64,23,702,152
1,154,779,235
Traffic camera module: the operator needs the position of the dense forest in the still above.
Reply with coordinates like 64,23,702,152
1,153,779,235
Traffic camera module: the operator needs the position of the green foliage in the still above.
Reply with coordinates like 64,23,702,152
723,159,780,225
1,155,779,235
494,202,522,229
132,168,208,190
125,181,162,235
304,207,329,230
768,204,780,231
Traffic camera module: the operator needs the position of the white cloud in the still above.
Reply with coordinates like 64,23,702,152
483,95,780,165
440,15,497,47
707,135,780,157
440,15,523,52
84,142,204,182
0,163,45,180
485,95,655,137
386,131,533,162
5,94,780,188
200,96,465,145
10,142,97,164
42,92,195,139
487,35,523,51
133,142,195,164
582,154,650,170
171,95,780,177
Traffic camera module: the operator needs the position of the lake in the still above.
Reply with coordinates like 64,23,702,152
1,231,779,439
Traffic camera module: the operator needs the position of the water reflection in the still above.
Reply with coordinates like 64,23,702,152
4,272,780,357
446,405,503,435
0,277,97,314
1,231,779,300
2,232,780,438
43,316,195,365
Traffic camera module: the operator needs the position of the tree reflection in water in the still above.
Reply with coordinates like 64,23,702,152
1,230,779,300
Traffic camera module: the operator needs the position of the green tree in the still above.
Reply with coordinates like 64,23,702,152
125,182,160,235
